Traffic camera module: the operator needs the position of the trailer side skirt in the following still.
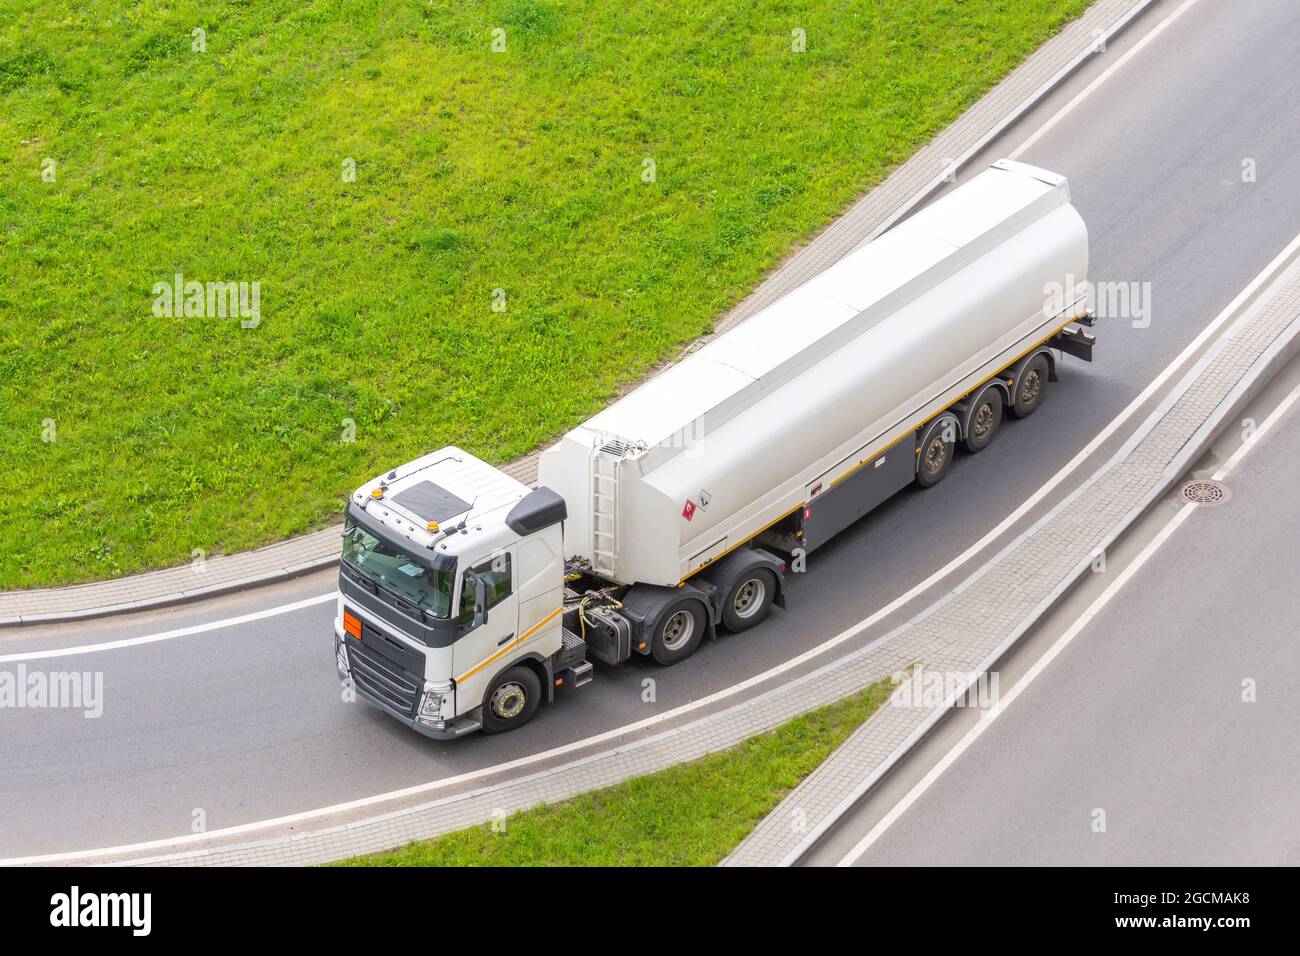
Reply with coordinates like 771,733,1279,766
802,435,918,552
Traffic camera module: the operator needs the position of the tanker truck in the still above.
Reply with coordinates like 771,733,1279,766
333,159,1095,738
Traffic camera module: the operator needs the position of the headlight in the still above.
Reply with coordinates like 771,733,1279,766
418,681,453,719
336,641,350,677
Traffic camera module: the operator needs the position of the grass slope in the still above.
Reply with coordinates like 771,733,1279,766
0,0,1089,587
343,678,894,866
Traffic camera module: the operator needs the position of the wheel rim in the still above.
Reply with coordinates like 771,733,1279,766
1021,369,1041,405
489,681,527,719
925,435,948,474
733,577,766,620
973,402,995,437
661,609,695,651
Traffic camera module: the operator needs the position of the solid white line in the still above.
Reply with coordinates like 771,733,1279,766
0,593,336,663
1211,381,1300,481
0,4,1180,670
0,0,1215,670
855,0,1160,247
7,5,1290,863
9,231,1299,869
15,221,1297,671
1009,0,1202,161
836,375,1300,867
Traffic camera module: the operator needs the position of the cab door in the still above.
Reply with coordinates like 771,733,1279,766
450,546,519,716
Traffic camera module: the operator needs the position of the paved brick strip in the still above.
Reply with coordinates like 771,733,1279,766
0,0,1153,627
724,263,1300,867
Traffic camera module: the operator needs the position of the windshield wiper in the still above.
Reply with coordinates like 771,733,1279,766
341,560,378,593
344,562,442,624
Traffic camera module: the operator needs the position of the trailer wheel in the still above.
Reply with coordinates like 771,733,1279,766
962,385,1003,454
721,568,777,632
1011,354,1050,419
916,415,957,488
481,666,541,734
649,599,707,665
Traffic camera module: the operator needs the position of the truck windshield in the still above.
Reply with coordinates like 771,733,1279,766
342,520,453,619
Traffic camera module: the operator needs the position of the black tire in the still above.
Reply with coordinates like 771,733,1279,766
1011,354,1050,419
721,568,777,632
649,598,707,665
962,386,1004,454
916,415,957,488
481,665,541,734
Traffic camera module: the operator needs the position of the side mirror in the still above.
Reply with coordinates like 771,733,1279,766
472,572,489,628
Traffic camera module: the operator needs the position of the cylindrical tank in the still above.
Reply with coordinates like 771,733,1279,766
540,160,1089,586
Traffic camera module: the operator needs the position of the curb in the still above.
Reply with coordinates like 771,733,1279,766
0,556,341,629
0,0,1158,628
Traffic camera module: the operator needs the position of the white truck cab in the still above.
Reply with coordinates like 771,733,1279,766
333,447,582,738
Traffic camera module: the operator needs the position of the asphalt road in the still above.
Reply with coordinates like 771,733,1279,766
4,0,1300,858
840,378,1300,866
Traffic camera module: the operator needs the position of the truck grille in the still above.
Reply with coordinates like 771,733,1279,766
346,623,423,717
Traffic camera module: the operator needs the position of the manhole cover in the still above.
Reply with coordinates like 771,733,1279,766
1181,479,1229,505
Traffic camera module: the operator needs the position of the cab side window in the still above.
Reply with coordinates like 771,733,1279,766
458,553,513,623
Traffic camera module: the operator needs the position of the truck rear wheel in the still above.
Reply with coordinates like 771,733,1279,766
650,599,707,665
916,415,957,488
962,385,1003,453
721,568,777,632
481,665,541,734
1011,354,1050,419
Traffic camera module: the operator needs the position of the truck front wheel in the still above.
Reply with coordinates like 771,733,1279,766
650,599,707,665
481,666,541,734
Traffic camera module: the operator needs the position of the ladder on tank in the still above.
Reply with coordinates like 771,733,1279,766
590,443,624,579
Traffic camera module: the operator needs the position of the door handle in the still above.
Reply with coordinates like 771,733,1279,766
497,633,515,647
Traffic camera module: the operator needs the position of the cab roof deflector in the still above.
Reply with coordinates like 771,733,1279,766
506,487,567,536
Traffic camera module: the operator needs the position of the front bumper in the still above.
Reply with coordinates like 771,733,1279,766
352,675,482,740
334,624,480,740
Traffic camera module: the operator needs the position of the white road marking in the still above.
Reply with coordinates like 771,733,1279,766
15,215,1293,670
0,0,1194,673
1009,0,1202,160
0,593,336,663
11,241,1292,865
836,376,1300,867
5,1,1281,863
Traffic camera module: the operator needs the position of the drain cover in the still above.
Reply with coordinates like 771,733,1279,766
1181,479,1229,505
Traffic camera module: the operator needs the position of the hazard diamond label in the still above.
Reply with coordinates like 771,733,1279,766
682,499,697,521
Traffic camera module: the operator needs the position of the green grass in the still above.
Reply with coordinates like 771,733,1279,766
0,0,1090,587
342,678,894,866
